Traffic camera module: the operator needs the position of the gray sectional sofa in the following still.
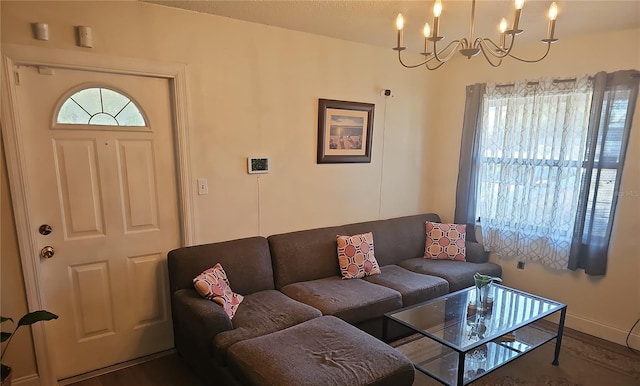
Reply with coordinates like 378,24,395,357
167,213,502,385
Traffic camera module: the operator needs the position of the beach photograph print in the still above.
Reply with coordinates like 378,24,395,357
317,99,374,163
326,110,367,155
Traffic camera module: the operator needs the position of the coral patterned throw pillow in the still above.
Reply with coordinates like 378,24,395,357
337,232,381,279
193,263,244,319
424,221,467,261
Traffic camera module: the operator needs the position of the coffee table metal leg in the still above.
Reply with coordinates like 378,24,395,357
457,351,465,385
382,317,388,343
552,306,567,366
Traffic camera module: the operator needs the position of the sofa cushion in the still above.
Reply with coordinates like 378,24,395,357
337,232,381,279
268,225,348,289
213,290,322,362
168,236,274,295
364,265,449,307
398,258,502,292
344,213,442,267
425,221,467,261
193,263,244,319
228,316,414,386
280,276,402,324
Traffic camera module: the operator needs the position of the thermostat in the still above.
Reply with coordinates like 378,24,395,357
248,157,269,174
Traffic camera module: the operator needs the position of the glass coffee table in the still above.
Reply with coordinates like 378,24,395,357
383,284,567,386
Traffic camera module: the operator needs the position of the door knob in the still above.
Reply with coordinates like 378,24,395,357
40,246,55,259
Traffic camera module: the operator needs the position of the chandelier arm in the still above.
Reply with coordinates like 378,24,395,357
425,60,447,71
397,50,430,68
476,38,511,60
478,46,504,67
432,40,463,63
508,42,553,63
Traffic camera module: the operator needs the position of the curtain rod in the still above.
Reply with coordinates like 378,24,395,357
495,77,582,88
496,71,640,88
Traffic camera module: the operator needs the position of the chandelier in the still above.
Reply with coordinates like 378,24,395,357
393,0,558,70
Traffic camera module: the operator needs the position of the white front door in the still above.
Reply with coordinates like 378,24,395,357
12,65,180,380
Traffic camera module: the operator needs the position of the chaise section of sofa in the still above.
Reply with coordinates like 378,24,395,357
228,316,415,386
167,237,321,384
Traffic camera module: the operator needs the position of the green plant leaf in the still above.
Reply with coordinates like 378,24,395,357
0,317,13,324
474,272,502,288
0,332,11,343
17,311,58,326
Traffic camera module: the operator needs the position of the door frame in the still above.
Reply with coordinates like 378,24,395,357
1,44,196,385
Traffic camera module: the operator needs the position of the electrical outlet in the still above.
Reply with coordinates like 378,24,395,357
517,261,525,270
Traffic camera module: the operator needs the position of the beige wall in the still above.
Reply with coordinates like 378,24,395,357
1,0,431,381
424,28,640,346
1,0,639,383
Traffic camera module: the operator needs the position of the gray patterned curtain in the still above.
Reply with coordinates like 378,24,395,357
455,70,639,275
568,70,640,275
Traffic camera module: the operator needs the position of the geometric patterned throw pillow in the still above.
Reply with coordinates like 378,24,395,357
193,263,244,319
337,232,381,279
424,221,466,261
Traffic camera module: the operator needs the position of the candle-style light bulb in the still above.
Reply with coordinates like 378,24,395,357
396,13,404,48
396,13,404,30
549,2,558,20
499,18,508,33
546,2,558,40
499,18,508,49
512,0,524,32
423,23,431,53
423,23,431,38
432,0,442,38
433,0,442,17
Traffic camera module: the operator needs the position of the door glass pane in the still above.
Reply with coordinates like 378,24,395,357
56,87,146,127
72,88,102,115
89,113,119,126
58,99,91,124
101,88,129,116
117,103,145,126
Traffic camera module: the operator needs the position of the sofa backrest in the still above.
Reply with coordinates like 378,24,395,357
268,225,348,289
344,213,441,267
268,213,441,289
167,236,274,296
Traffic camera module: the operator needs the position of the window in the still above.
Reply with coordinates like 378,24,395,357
455,70,639,275
57,87,146,126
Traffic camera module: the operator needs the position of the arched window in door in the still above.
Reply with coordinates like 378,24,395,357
56,87,146,126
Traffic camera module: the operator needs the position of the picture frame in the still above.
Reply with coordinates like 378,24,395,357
317,99,374,163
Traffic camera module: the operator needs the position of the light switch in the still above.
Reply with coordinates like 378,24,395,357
197,178,208,195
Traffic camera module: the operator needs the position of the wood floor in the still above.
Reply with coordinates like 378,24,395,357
67,353,204,386
66,322,638,386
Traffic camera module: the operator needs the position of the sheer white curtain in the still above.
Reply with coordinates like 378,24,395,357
477,76,593,269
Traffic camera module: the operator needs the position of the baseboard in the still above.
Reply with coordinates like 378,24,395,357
58,349,175,385
555,312,640,349
13,374,41,386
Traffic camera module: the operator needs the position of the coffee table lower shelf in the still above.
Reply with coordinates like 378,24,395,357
395,324,557,386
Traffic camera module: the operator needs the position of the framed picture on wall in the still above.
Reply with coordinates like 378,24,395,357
317,99,374,164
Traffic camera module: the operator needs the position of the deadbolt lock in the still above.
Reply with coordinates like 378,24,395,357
39,224,53,235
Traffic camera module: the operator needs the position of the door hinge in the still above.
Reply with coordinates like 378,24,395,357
13,70,20,85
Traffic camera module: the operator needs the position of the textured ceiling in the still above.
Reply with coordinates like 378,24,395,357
144,1,640,52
